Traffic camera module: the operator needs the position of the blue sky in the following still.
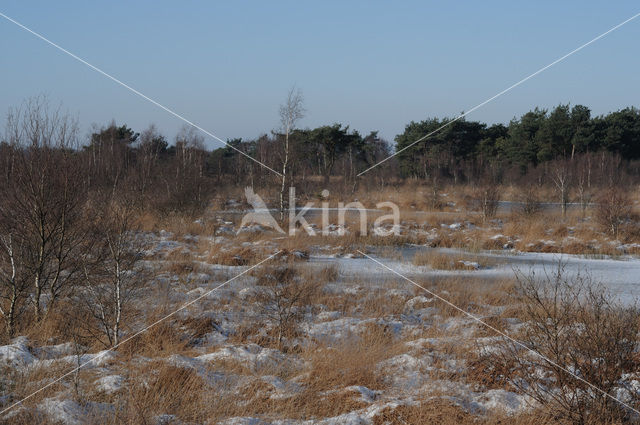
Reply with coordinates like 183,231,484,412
1,1,639,148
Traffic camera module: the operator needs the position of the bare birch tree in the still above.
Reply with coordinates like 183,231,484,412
81,194,145,347
0,96,85,323
0,234,30,337
279,87,305,221
552,159,571,218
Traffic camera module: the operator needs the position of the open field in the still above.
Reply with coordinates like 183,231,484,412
2,183,640,424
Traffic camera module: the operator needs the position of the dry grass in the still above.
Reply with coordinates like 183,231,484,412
412,251,498,270
204,244,264,266
124,362,210,423
373,402,564,425
138,210,221,237
304,322,398,392
407,276,516,318
360,291,409,317
118,317,192,358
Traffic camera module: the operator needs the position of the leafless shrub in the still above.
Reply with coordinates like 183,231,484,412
427,176,444,210
519,185,542,217
491,265,640,424
595,187,632,239
477,184,500,221
253,266,316,349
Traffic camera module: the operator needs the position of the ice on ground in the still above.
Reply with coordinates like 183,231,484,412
202,329,229,346
36,342,79,359
39,397,114,425
304,317,364,341
260,375,303,399
316,311,342,321
237,224,272,234
380,353,432,390
0,337,36,369
387,288,411,297
373,224,402,236
474,337,505,356
615,373,640,403
405,295,433,309
458,260,480,269
474,389,533,415
224,402,396,425
439,317,478,338
154,414,181,425
424,380,533,415
94,375,124,394
37,350,117,370
298,402,395,425
343,386,380,403
220,418,269,425
165,354,229,387
0,338,117,374
198,344,294,372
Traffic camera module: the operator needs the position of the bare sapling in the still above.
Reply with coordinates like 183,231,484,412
80,192,146,347
254,265,315,350
279,87,305,221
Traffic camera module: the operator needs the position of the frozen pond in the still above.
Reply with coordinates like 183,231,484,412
309,247,640,305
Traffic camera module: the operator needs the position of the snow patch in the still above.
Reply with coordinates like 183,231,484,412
39,397,114,425
0,337,36,369
199,344,292,371
94,375,124,394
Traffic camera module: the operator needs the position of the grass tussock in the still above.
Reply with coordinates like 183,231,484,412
373,402,563,425
304,323,398,392
205,244,262,266
412,251,497,270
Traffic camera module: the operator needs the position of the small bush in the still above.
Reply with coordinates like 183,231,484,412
595,188,632,239
491,265,640,424
253,266,316,349
475,184,500,221
519,186,542,217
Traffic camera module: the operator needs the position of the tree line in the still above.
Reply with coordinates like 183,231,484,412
209,103,640,189
396,104,640,182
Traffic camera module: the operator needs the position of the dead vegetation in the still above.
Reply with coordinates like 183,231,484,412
487,266,640,424
412,250,501,271
0,115,639,425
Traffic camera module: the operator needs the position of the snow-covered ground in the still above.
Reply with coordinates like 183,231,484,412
2,225,639,424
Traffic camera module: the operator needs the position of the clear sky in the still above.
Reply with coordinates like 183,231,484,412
1,1,639,149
